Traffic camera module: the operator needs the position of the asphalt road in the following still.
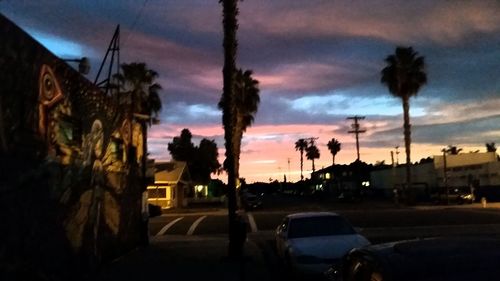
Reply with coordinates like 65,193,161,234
98,201,500,281
150,202,500,242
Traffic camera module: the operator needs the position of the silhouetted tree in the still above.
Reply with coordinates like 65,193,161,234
306,142,320,173
381,46,427,193
295,139,308,180
419,157,433,164
486,142,497,152
194,139,222,184
327,138,341,165
168,129,221,184
167,129,195,161
219,69,260,178
114,62,162,124
219,0,241,257
446,145,462,155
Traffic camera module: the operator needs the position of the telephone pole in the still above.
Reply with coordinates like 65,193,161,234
287,157,291,180
347,116,366,161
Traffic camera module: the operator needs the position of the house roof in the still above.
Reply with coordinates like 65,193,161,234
154,161,190,184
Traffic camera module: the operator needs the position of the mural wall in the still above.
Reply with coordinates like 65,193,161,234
0,14,147,279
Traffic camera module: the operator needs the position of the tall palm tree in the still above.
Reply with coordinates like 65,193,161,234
306,143,320,173
295,139,308,180
219,69,260,180
114,62,163,123
381,46,427,193
113,62,162,247
220,0,240,257
327,138,341,165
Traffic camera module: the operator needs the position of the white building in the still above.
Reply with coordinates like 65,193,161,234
371,152,500,198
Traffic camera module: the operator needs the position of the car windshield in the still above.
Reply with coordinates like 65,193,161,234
288,216,356,238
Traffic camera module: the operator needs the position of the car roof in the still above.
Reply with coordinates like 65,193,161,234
286,212,340,219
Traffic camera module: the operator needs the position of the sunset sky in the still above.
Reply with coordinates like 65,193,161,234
3,0,500,182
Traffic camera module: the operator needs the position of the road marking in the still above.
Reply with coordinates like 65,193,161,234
247,212,258,232
187,215,207,235
156,217,183,236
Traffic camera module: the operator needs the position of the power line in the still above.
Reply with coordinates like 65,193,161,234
124,0,149,45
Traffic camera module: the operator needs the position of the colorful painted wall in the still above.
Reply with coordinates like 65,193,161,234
0,14,147,279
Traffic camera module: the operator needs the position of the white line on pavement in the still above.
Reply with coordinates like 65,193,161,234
247,212,258,232
156,217,183,236
187,216,207,235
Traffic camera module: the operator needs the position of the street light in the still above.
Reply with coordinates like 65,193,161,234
63,57,90,75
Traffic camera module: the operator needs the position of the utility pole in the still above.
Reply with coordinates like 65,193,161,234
287,157,291,181
305,137,318,145
395,146,400,165
442,148,449,205
347,116,366,161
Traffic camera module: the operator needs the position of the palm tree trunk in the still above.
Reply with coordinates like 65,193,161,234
221,0,240,258
312,159,315,173
300,151,304,180
0,95,8,153
402,96,412,197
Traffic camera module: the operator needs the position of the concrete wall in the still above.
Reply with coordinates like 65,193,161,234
370,163,437,192
0,14,146,279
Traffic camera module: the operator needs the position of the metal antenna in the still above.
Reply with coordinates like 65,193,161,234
94,25,120,96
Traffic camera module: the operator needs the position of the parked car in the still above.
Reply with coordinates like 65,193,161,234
430,187,475,204
275,212,370,277
325,236,500,281
241,191,263,210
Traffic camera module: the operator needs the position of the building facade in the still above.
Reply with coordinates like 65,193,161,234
370,152,500,200
0,14,148,278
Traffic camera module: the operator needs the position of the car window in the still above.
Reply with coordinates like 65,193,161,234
288,216,355,238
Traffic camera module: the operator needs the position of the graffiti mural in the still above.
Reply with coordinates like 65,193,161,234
0,14,147,279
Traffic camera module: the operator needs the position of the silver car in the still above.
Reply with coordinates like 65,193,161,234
276,212,370,276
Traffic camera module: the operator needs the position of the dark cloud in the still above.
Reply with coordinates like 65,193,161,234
368,114,500,148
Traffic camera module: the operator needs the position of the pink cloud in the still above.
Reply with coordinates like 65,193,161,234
148,119,491,183
243,1,500,45
255,62,372,93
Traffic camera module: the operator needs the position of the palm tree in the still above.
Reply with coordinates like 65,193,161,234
486,142,497,153
219,69,260,180
113,62,162,247
114,62,163,124
327,138,341,165
295,139,308,180
220,0,241,257
306,142,320,173
446,145,462,155
381,46,427,193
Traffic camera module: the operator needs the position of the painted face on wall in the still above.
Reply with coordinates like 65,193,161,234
38,64,64,139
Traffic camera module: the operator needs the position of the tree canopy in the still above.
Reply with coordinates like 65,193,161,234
327,138,341,165
167,128,221,183
113,62,163,124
